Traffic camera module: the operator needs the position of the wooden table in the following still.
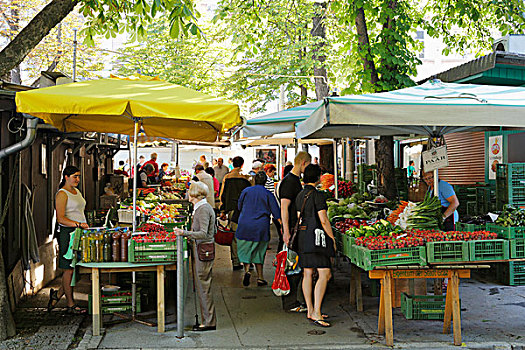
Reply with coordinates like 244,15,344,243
350,264,489,347
78,262,177,336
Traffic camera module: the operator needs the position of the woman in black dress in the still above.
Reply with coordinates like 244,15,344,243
295,164,336,327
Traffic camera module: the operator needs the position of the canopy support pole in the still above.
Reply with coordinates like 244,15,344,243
333,139,338,199
132,120,139,232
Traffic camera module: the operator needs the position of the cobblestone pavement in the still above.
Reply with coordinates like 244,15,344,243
0,307,84,350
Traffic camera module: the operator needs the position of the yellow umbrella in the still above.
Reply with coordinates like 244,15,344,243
15,73,241,232
15,74,241,142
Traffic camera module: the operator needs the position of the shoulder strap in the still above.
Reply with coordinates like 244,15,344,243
289,188,315,245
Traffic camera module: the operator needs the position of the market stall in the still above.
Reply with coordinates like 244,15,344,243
247,80,525,346
15,74,241,337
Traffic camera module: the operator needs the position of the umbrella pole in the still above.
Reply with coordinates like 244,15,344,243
333,139,339,199
132,120,139,232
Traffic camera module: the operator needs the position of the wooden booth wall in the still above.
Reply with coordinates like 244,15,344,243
439,132,485,185
0,99,106,275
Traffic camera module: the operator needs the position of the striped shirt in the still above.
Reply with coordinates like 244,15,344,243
265,176,275,194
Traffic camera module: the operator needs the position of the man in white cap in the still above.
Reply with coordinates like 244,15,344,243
249,161,263,176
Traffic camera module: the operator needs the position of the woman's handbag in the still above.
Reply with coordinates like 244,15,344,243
215,219,234,246
197,242,215,261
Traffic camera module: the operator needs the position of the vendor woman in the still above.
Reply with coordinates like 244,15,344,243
422,170,459,231
138,163,155,187
48,166,88,314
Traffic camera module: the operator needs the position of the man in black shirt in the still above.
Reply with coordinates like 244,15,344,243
278,151,311,312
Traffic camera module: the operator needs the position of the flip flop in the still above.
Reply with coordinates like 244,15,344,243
307,314,329,320
67,304,87,315
243,272,251,286
311,319,331,328
47,289,59,312
257,279,268,286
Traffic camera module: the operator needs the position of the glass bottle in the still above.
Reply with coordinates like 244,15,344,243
103,232,112,262
112,231,121,262
89,231,97,262
120,229,129,262
81,230,90,262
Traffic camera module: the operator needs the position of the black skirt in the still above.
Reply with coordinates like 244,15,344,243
297,229,331,269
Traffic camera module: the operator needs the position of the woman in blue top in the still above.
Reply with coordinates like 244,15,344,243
422,171,460,231
236,171,281,287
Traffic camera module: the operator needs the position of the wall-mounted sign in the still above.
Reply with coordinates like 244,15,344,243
422,146,448,172
488,135,503,180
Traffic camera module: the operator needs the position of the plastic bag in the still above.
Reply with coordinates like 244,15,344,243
272,249,290,296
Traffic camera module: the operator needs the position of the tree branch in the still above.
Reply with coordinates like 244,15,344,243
0,0,79,77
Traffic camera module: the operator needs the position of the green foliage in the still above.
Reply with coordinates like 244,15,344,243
117,20,228,94
423,0,525,56
212,0,322,113
78,0,200,46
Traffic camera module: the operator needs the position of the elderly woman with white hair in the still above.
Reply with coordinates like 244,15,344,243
174,181,217,331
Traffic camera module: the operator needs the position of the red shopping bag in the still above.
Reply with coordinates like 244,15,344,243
272,250,290,296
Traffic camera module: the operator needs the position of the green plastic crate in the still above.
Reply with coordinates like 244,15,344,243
341,235,353,257
349,243,359,264
128,237,187,262
469,239,509,261
88,292,141,314
485,223,525,239
510,238,525,259
456,222,484,232
426,241,469,263
401,293,449,320
498,261,525,286
353,245,427,271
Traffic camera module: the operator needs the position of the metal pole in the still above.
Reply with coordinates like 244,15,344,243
333,139,339,199
176,143,179,167
72,28,78,81
434,169,439,197
132,121,139,232
176,235,184,338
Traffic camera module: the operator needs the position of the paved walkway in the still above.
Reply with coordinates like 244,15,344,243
2,229,525,349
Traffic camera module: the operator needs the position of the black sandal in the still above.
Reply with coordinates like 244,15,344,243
67,304,87,315
47,289,59,312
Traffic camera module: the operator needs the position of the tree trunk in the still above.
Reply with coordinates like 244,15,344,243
375,136,396,199
0,0,79,78
312,2,329,100
354,7,379,85
300,84,308,104
379,0,397,75
0,238,16,340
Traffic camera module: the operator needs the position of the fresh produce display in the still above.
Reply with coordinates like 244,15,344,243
346,220,404,238
133,223,177,242
396,196,442,230
387,201,409,224
353,230,497,250
149,203,185,223
320,174,335,190
355,235,425,250
327,197,369,221
333,218,369,233
335,180,355,198
373,195,388,204
495,205,525,227
408,229,497,242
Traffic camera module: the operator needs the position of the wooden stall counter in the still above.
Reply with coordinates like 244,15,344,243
78,262,177,336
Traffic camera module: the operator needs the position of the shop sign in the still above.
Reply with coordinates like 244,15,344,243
422,146,448,172
488,135,503,180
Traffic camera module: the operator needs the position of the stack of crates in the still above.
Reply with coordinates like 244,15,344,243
357,164,376,194
454,185,478,217
495,261,525,286
395,168,408,200
476,184,496,215
486,222,525,286
88,289,141,314
496,163,525,210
